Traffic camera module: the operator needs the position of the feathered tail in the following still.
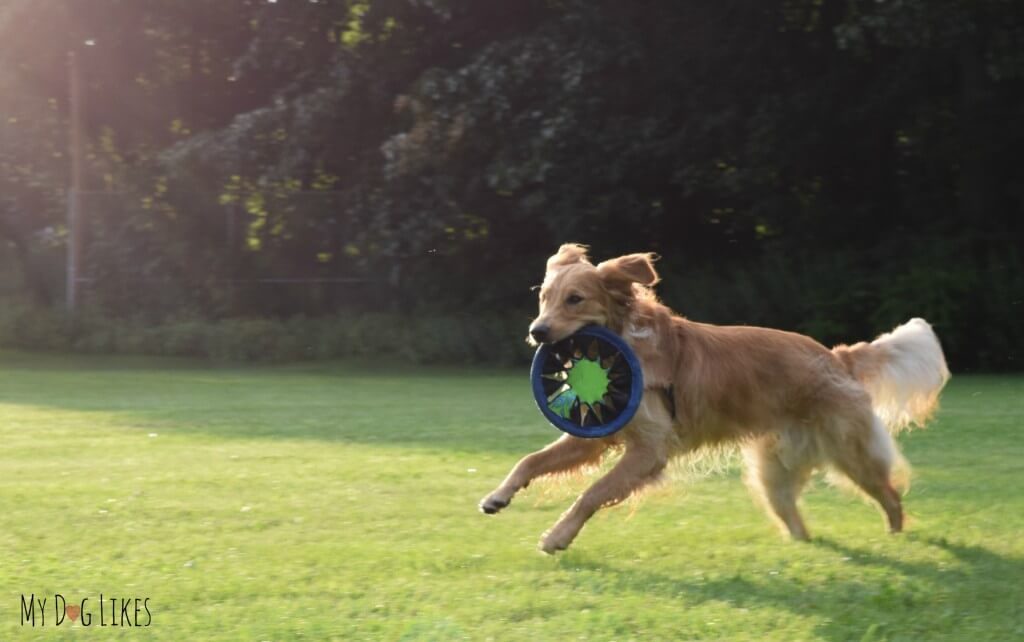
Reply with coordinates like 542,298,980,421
833,318,951,432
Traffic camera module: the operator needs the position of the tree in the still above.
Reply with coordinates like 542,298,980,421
0,0,1020,366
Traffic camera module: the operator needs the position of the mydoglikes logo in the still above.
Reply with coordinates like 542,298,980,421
20,594,151,627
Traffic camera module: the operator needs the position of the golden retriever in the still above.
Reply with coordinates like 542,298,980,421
480,244,950,553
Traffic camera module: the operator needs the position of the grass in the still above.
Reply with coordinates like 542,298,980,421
0,352,1021,640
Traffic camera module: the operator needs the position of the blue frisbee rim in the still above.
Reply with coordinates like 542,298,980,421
530,325,644,438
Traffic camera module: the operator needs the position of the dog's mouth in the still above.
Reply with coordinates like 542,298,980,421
526,333,565,347
526,325,590,346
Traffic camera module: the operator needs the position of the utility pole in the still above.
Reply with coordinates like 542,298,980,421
66,51,84,312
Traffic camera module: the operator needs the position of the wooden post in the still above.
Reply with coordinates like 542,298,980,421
67,51,84,312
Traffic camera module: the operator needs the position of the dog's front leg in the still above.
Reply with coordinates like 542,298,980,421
539,439,667,554
479,434,607,514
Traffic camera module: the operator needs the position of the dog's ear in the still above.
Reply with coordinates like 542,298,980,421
546,243,590,270
597,253,660,289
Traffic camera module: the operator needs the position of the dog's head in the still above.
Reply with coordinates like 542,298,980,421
528,244,660,345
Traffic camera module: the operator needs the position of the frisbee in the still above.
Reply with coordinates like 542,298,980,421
530,325,644,438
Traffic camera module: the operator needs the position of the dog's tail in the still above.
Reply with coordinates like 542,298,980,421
833,318,951,433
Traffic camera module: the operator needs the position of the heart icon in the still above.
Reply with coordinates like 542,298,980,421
65,604,81,622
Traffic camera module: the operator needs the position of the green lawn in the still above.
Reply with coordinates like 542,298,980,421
0,353,1021,641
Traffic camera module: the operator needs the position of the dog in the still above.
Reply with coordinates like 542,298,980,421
480,244,950,553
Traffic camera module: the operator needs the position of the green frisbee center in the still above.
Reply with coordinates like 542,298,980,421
565,357,610,406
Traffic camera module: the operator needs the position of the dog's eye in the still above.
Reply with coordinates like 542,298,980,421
566,294,584,305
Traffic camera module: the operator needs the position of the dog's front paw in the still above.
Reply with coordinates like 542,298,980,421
479,494,510,515
538,526,575,554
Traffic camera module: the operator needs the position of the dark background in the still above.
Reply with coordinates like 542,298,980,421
0,0,1021,369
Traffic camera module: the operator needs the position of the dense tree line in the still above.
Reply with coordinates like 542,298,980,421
0,0,1021,368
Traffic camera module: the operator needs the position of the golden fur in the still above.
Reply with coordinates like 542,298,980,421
481,244,951,553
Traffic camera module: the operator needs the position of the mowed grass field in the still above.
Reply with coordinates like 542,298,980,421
0,353,1021,641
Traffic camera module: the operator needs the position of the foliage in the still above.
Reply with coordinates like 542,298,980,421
0,304,532,365
0,0,1021,368
3,238,1021,370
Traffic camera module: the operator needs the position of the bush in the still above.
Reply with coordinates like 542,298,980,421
1,241,1019,371
0,307,534,366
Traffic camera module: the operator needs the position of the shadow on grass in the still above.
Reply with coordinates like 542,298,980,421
564,536,1024,641
0,357,551,455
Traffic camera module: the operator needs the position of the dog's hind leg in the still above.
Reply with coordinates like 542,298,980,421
743,437,814,541
479,434,608,514
824,414,905,533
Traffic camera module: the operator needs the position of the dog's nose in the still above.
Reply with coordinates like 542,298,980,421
530,325,551,343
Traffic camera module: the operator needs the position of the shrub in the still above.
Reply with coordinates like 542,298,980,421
0,307,535,366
